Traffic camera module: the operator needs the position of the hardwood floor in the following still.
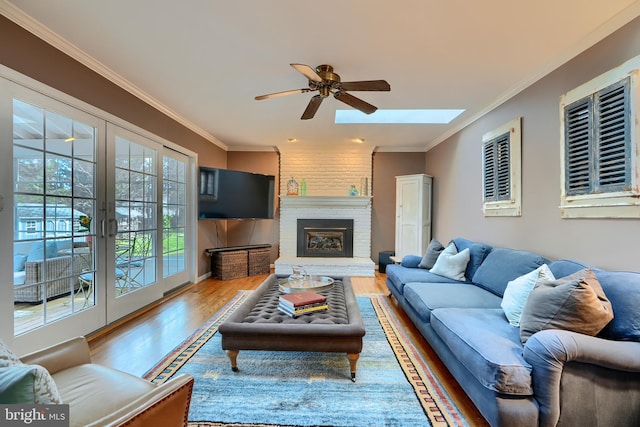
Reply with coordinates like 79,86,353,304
87,271,489,426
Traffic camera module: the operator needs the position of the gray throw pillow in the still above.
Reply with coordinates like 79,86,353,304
418,239,445,269
519,268,614,344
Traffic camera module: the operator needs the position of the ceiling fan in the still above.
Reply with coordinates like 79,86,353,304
255,64,391,120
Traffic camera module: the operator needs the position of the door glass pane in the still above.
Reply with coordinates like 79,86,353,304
162,155,187,277
115,137,157,296
13,99,97,336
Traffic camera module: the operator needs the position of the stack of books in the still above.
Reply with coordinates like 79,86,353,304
279,291,328,318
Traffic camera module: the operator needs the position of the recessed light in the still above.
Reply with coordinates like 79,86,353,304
287,138,297,143
352,138,365,144
335,109,465,124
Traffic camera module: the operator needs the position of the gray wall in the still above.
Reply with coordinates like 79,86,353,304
426,16,640,271
371,152,426,261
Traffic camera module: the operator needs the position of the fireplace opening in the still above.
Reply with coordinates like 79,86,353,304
297,219,354,258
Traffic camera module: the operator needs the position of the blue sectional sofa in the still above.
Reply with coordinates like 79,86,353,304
386,237,640,427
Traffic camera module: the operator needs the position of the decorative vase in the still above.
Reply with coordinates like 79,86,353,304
300,178,307,196
287,177,299,195
360,177,368,196
349,185,359,196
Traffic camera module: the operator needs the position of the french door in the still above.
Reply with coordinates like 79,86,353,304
7,94,106,353
1,73,195,354
105,124,163,322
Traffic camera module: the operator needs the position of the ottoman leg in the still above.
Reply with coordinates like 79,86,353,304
347,353,360,382
226,350,239,372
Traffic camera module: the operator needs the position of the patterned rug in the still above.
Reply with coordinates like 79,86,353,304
144,292,468,427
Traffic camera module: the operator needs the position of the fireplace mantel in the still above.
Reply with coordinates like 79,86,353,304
280,196,372,208
277,195,374,277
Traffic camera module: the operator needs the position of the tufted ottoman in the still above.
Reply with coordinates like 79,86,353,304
219,274,365,381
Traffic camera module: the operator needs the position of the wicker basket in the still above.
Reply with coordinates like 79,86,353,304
248,248,271,276
212,250,248,280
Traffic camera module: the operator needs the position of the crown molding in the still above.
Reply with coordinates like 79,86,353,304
0,0,228,151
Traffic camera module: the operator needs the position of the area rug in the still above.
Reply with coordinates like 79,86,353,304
145,292,468,427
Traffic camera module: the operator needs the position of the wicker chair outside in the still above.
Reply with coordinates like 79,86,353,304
14,254,88,304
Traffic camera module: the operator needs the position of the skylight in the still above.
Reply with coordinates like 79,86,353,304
335,109,465,124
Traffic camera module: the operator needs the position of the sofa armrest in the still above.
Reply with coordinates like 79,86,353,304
24,255,73,284
523,329,640,427
20,336,91,374
84,374,194,427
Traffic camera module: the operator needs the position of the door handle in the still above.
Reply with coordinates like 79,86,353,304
108,219,119,237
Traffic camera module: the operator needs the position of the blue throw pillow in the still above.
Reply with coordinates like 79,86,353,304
13,254,27,272
472,247,548,297
26,241,58,262
548,259,588,279
451,238,493,279
0,366,37,404
594,269,640,341
401,255,422,268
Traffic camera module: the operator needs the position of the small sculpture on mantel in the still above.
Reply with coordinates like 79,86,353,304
287,177,299,195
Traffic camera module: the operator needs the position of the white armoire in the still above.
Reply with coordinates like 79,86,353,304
395,174,433,259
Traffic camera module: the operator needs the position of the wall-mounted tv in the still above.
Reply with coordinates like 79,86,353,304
198,167,275,219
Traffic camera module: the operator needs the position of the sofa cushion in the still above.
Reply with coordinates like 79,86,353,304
471,247,548,297
403,282,502,321
430,308,533,395
429,243,469,281
13,271,26,286
53,364,155,427
418,239,444,269
593,269,640,341
14,254,27,272
520,268,614,344
385,264,463,296
26,241,59,262
451,237,493,280
547,259,588,279
501,264,555,327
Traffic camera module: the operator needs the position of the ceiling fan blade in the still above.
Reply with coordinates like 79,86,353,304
290,63,323,83
301,95,323,120
255,88,312,100
340,80,390,92
334,92,377,114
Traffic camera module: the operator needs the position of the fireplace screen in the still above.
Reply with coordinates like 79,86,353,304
297,219,354,258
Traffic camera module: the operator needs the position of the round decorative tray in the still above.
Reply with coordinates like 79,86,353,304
278,276,335,294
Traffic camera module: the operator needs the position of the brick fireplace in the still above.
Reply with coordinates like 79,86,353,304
274,145,375,277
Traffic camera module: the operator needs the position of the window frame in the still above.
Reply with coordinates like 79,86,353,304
482,117,522,217
559,55,640,218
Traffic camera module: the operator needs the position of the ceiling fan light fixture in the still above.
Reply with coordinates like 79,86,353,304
255,64,390,120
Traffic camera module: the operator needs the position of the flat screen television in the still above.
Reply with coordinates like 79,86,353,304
198,167,275,219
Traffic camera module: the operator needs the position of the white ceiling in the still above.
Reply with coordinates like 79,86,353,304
4,0,640,151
